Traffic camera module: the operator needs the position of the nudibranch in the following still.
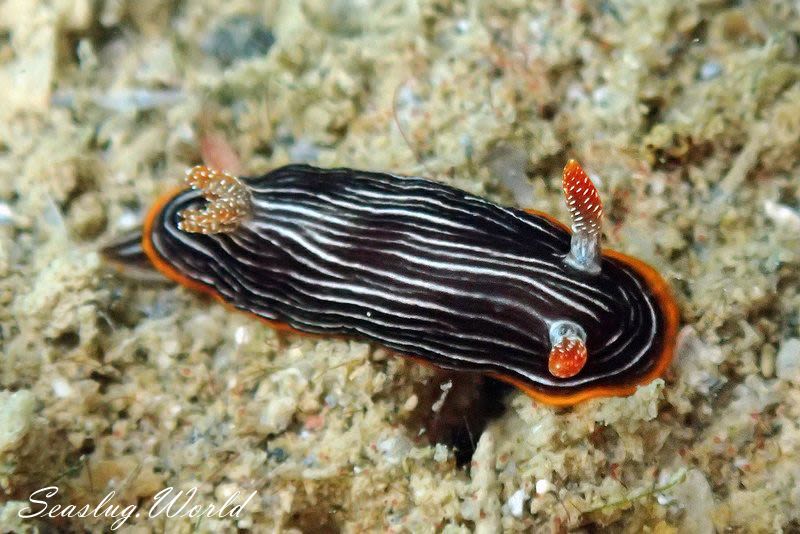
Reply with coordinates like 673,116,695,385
106,160,679,406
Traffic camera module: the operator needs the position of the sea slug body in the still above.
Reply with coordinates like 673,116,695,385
108,160,679,406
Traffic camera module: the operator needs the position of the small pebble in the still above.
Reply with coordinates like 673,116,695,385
506,489,527,518
204,16,275,67
0,390,36,453
268,447,288,463
116,210,140,230
433,443,449,463
234,325,250,345
51,377,72,398
431,380,453,412
401,394,418,412
764,200,800,232
698,61,723,80
68,192,107,238
0,203,13,225
672,470,714,534
760,345,775,378
535,479,552,495
93,89,185,112
656,493,673,505
776,338,800,384
377,435,412,465
288,138,320,163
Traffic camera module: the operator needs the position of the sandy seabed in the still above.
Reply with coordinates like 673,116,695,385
1,1,800,532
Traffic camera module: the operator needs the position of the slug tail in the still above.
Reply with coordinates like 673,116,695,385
548,337,588,378
547,319,589,379
178,165,252,234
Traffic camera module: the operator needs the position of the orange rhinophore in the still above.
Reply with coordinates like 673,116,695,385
563,159,604,274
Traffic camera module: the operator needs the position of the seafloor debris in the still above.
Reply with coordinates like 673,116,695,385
2,0,800,532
